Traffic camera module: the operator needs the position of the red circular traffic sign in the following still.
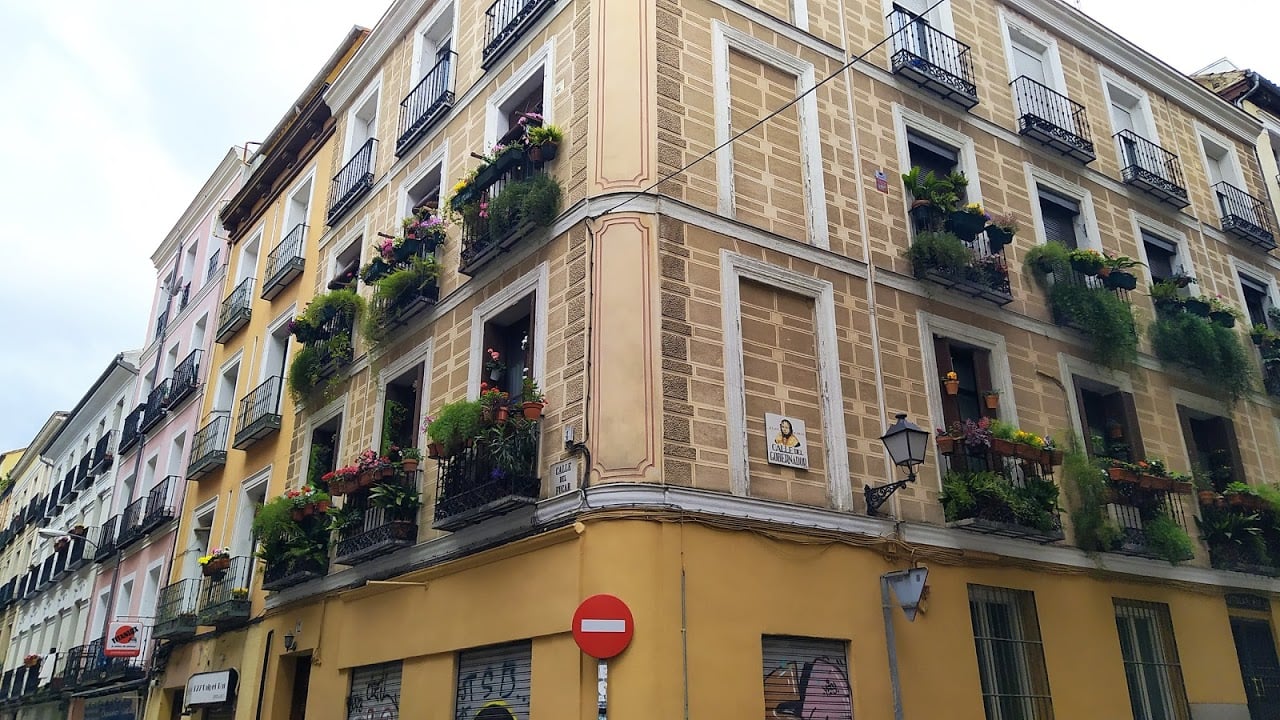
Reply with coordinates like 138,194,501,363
572,594,634,659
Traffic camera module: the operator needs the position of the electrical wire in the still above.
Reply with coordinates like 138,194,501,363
593,0,948,218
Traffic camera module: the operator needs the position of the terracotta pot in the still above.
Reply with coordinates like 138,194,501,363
291,509,304,522
381,466,395,478
1197,490,1221,507
1107,466,1138,484
983,394,1000,409
427,443,446,460
1014,443,1042,462
1169,481,1193,495
990,438,1017,457
522,402,545,421
315,500,331,514
936,436,958,455
1042,449,1064,467
202,557,231,576
495,405,509,424
359,470,376,488
1107,425,1124,439
402,459,420,473
943,379,960,395
1140,474,1173,491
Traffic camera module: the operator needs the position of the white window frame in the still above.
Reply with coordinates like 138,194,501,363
468,264,550,398
1194,122,1247,191
1129,211,1196,293
329,219,369,283
918,312,1018,484
140,558,166,619
343,75,384,162
998,10,1067,94
720,251,850,509
1024,164,1103,252
237,226,265,285
261,307,297,384
214,349,244,418
1057,353,1136,451
302,395,349,492
1228,256,1280,323
410,2,459,86
371,339,435,452
893,104,984,216
1099,68,1160,146
712,22,829,249
282,168,317,238
399,143,450,221
234,467,272,559
486,41,555,148
183,498,219,580
880,0,956,39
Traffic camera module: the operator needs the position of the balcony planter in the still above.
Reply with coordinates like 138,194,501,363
1014,442,1043,463
945,211,987,241
990,438,1018,457
527,141,558,163
1107,466,1139,484
1198,490,1224,507
1183,297,1211,317
1103,271,1138,291
985,225,1014,251
1210,311,1237,328
198,599,250,628
202,556,231,577
943,378,960,395
936,436,958,455
1138,474,1173,491
982,392,1000,410
1069,253,1104,276
521,401,546,421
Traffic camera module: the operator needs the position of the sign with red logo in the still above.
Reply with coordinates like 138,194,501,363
572,594,634,659
105,622,141,657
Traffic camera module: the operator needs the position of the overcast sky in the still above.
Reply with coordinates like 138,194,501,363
0,1,1273,453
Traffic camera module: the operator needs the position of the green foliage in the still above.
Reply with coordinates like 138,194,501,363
307,441,334,490
904,231,971,277
380,398,409,455
1150,311,1253,403
1143,514,1197,564
988,419,1017,441
287,346,322,404
427,400,484,451
488,174,563,239
527,124,563,144
294,289,365,334
369,481,423,522
1196,505,1268,568
1022,241,1071,280
325,503,363,534
1045,281,1138,368
940,469,1058,534
900,166,967,212
1061,439,1123,552
362,255,441,346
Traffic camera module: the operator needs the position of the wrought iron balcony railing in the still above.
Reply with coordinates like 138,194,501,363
198,556,253,628
215,277,254,343
66,532,89,571
910,232,1013,306
335,473,420,565
188,413,230,480
434,423,541,530
65,631,150,689
326,138,377,226
1214,181,1277,250
1115,129,1189,207
306,311,357,381
154,309,169,342
396,52,457,155
141,475,178,533
59,469,77,508
166,349,202,410
233,376,282,449
262,555,327,592
482,0,555,69
116,495,147,552
207,249,221,280
262,223,308,300
89,431,113,476
92,516,120,563
1104,478,1193,561
118,404,144,455
888,8,978,109
458,160,549,276
76,454,90,486
154,579,201,640
177,281,191,312
138,380,170,434
1011,76,1095,163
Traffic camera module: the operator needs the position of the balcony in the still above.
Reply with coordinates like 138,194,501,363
65,635,148,688
141,476,178,532
118,404,144,454
455,156,555,276
37,556,54,591
306,308,357,381
908,231,1013,306
326,138,377,226
188,413,230,480
166,349,203,410
89,431,113,476
215,277,254,343
482,0,555,69
1011,76,1095,163
154,308,169,342
233,376,282,449
1115,130,1190,207
116,496,146,550
154,579,201,640
262,556,327,592
92,516,119,563
66,533,89,572
262,223,308,300
138,380,169,434
335,475,420,566
198,556,253,628
396,52,457,155
1214,181,1276,251
1104,476,1194,562
59,469,76,508
887,9,978,110
434,424,541,531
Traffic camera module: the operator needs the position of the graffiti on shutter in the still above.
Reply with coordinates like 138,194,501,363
455,641,532,720
762,636,852,720
347,661,403,720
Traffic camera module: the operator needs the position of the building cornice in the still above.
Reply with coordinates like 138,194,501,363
43,351,141,455
149,147,245,268
325,0,424,114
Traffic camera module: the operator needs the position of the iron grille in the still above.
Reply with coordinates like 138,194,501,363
90,431,114,475
154,578,201,640
262,223,307,299
396,52,457,155
167,349,203,409
1104,481,1192,561
141,475,178,533
433,423,541,530
1114,130,1189,207
189,413,230,480
117,496,147,550
207,249,221,281
1213,181,1277,250
1010,76,1094,162
327,138,377,225
336,473,420,565
154,309,169,341
118,404,144,454
939,447,1063,543
234,376,283,448
93,516,120,562
198,556,253,627
887,8,978,108
481,0,555,69
216,277,254,343
139,380,169,433
1113,600,1191,720
968,585,1055,720
457,158,549,276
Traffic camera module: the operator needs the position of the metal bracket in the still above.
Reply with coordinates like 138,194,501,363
864,477,914,516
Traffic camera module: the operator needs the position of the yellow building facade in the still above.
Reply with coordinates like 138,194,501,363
152,0,1280,718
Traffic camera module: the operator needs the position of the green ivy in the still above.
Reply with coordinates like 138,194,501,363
1150,311,1252,403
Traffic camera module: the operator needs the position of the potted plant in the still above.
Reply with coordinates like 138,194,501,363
946,202,990,241
942,371,960,395
526,122,564,162
984,213,1018,251
484,348,506,382
1170,270,1196,289
480,384,511,424
900,167,966,232
427,399,484,456
1251,324,1272,346
54,536,69,552
231,587,250,601
1183,295,1211,317
982,390,1000,410
521,376,546,420
1144,515,1197,564
1149,280,1185,315
369,482,423,523
199,548,232,577
1023,241,1070,278
905,230,972,279
1068,249,1105,276
325,503,364,535
70,525,87,537
947,417,993,453
1208,296,1241,328
1101,255,1143,290
23,654,41,668
400,447,423,473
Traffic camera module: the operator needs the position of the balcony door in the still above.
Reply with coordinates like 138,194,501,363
1230,617,1280,719
892,1,938,64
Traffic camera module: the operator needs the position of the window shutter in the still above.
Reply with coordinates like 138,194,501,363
455,642,532,720
1114,392,1145,461
762,636,852,720
1039,191,1080,249
1176,406,1201,476
934,336,960,427
1071,378,1094,457
972,350,996,420
347,661,402,720
1217,419,1248,486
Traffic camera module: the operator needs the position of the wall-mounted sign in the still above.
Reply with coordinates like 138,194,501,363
765,414,809,470
551,459,579,496
874,169,889,193
104,622,141,657
84,694,139,720
187,669,238,707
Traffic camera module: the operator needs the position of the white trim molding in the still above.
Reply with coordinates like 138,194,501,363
371,338,435,452
467,263,550,399
893,103,984,212
711,22,829,250
1129,211,1197,292
1024,163,1103,252
719,250,851,509
485,41,556,148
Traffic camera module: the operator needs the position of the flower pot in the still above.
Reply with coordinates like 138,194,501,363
1197,490,1221,507
985,226,1014,251
488,368,503,382
427,443,447,460
983,394,1000,409
943,379,960,395
495,405,510,424
359,471,377,489
402,459,420,473
1252,333,1266,346
1014,443,1042,462
936,436,958,455
381,466,395,478
522,401,545,421
1107,425,1124,439
1153,298,1184,315
1042,449,1064,467
1170,481,1193,495
908,203,942,232
23,658,39,668
1140,474,1173,491
1107,466,1139,484
945,211,987,240
1184,298,1211,317
481,406,494,424
315,500,331,514
1070,258,1103,276
54,538,69,552
1103,270,1138,291
202,557,231,577
990,438,1017,457
528,141,559,163
1210,310,1236,328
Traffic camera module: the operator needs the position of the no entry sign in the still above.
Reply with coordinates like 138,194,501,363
572,594,634,659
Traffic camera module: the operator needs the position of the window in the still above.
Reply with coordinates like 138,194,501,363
907,131,959,186
1038,189,1081,249
761,636,852,718
213,360,241,415
284,177,313,234
140,564,162,621
1106,82,1153,140
1178,408,1243,492
182,243,199,293
238,232,262,285
263,318,291,383
117,578,134,621
167,433,186,478
348,87,380,159
1004,22,1062,94
330,240,361,290
1140,231,1178,285
403,164,443,219
380,365,424,454
1073,377,1143,461
191,314,208,354
1113,600,1190,720
184,505,215,579
968,585,1053,720
935,336,996,426
206,248,221,281
501,80,544,140
413,5,454,86
306,415,342,487
482,294,535,400
234,476,268,559
1239,274,1271,328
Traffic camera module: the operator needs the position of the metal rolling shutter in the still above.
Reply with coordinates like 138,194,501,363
454,642,532,720
762,636,853,720
204,708,235,720
347,661,403,720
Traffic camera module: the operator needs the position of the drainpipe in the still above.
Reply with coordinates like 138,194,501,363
254,630,273,720
880,575,905,720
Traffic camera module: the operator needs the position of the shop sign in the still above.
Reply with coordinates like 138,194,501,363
104,622,141,657
765,413,809,470
187,669,238,707
84,694,139,720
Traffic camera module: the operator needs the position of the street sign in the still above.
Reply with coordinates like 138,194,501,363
105,622,141,657
572,594,634,659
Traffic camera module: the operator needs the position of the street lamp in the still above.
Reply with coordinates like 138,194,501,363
36,528,98,548
865,413,930,516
